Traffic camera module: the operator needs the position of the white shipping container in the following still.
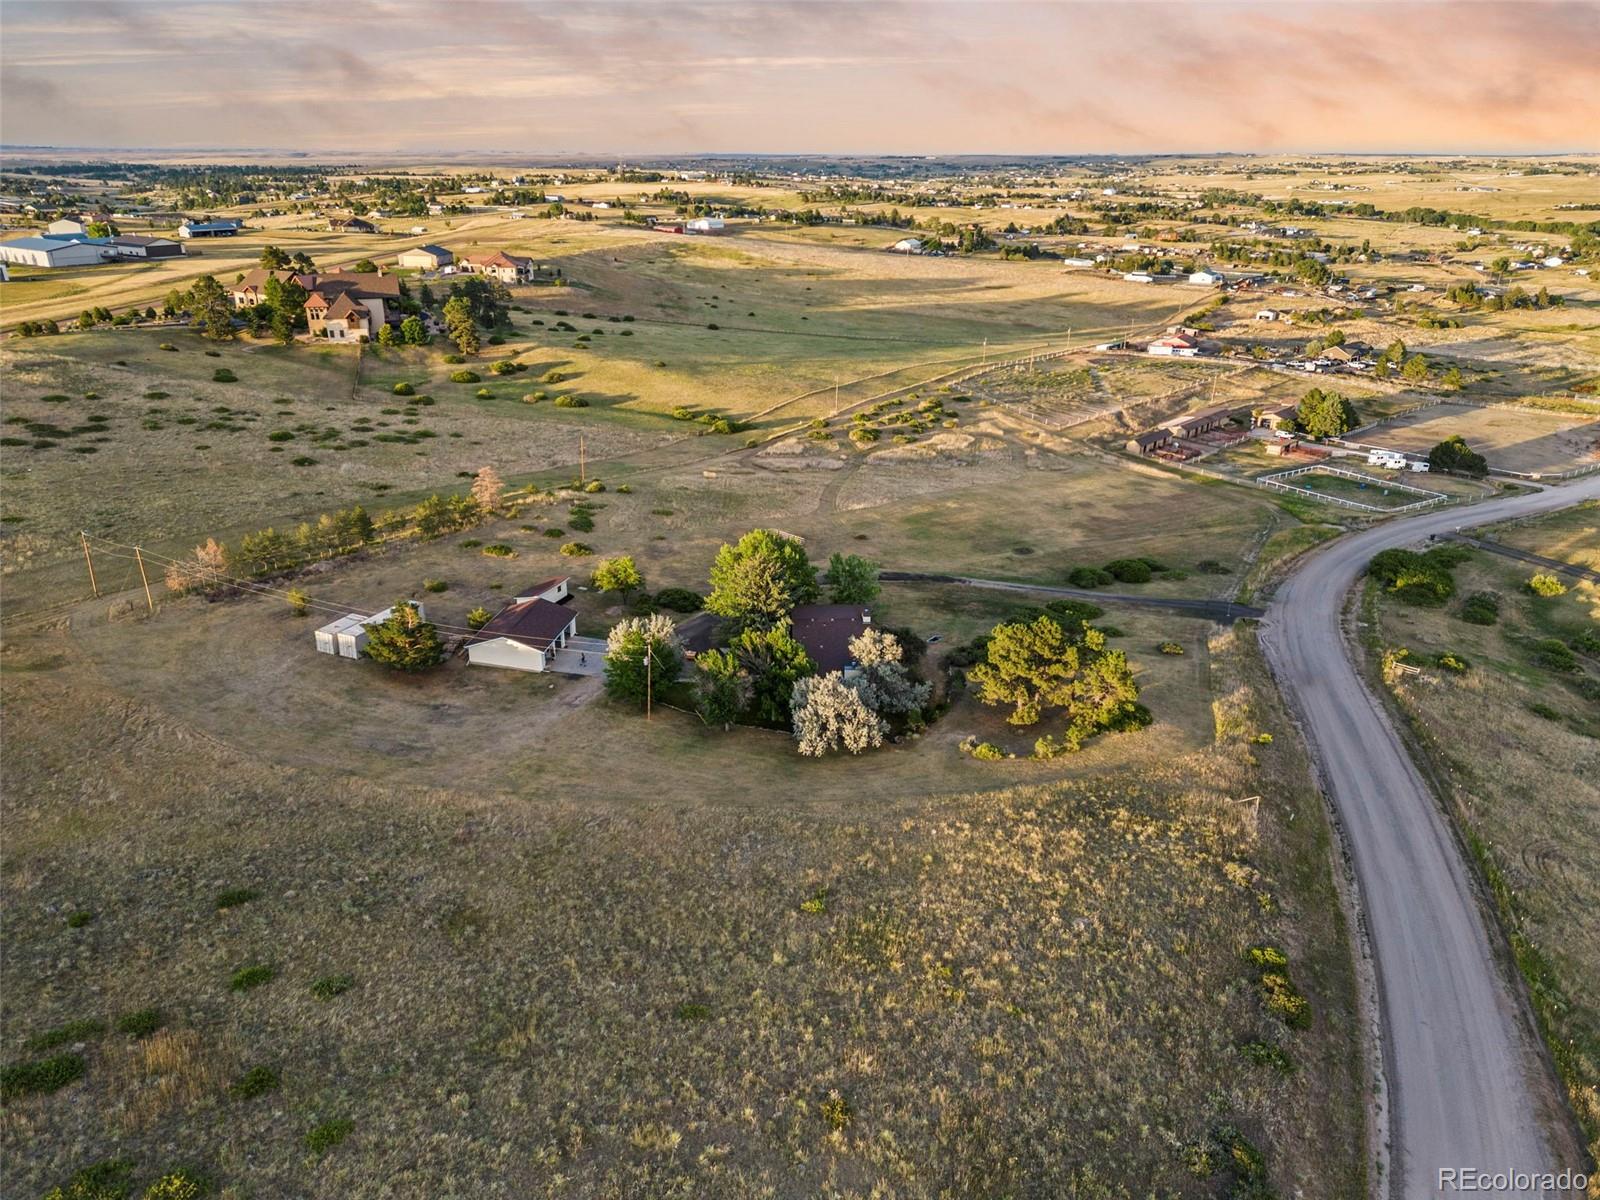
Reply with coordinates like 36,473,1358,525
314,615,362,655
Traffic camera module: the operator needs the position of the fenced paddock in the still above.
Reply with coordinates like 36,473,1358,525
1353,401,1599,477
1257,465,1448,513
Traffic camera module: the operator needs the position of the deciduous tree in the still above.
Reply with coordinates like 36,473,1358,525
693,648,750,729
706,529,818,627
827,552,880,604
791,671,886,756
604,614,682,707
593,555,644,597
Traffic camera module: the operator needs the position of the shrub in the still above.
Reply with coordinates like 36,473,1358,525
560,542,593,557
304,1119,354,1154
214,887,259,909
617,484,632,494
159,342,178,351
1239,1040,1296,1074
1460,591,1500,625
450,369,481,383
310,974,353,1000
27,1018,108,1053
1573,629,1600,658
584,480,605,493
1195,559,1233,575
40,1158,136,1200
1526,572,1567,598
1528,702,1563,721
66,910,96,928
423,578,449,592
553,395,589,408
393,382,414,396
290,456,317,467
799,888,829,915
1103,558,1153,584
1,1052,86,1099
212,368,237,383
141,1170,207,1200
1367,547,1456,606
673,1002,711,1022
521,392,546,404
1531,638,1577,671
229,964,275,992
230,1065,280,1099
482,544,516,558
475,388,492,399
1434,652,1470,673
967,740,1005,761
655,587,704,613
819,1091,853,1131
1067,566,1110,588
1158,641,1185,655
442,353,465,364
115,1008,164,1037
267,430,294,442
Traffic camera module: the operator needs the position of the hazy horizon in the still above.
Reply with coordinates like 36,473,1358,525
3,0,1598,157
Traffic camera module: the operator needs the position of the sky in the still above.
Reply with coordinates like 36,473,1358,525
2,0,1597,156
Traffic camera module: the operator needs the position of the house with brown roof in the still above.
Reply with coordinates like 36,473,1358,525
230,268,402,341
1126,428,1174,455
329,216,379,234
459,250,539,284
789,604,871,676
466,596,577,672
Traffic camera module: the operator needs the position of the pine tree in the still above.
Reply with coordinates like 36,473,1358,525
363,602,445,672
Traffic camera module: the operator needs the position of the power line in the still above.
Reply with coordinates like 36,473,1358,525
84,536,505,638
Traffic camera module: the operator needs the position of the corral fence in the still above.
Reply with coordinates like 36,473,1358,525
1256,465,1449,513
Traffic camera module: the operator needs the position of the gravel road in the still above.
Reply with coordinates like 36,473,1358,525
1260,476,1600,1198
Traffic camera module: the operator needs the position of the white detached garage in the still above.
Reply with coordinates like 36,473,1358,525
466,596,576,673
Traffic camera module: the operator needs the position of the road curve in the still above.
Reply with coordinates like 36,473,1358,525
1260,476,1600,1198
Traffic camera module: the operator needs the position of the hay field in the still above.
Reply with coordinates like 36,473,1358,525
1367,524,1600,1169
1359,403,1599,475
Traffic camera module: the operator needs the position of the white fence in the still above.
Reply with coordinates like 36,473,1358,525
1256,465,1449,513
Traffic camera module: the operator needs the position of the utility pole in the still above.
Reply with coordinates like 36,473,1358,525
80,531,99,598
645,635,653,721
134,547,154,613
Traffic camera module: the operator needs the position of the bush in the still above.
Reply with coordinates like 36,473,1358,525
1460,591,1500,625
229,964,275,992
1239,1040,1296,1074
655,587,704,612
304,1119,354,1155
1367,548,1456,606
1195,559,1233,575
214,887,259,910
584,480,605,493
27,1018,107,1053
1526,572,1567,598
393,382,414,396
560,542,593,557
1,1052,85,1099
1067,565,1112,588
116,1008,164,1037
450,370,480,383
1531,638,1577,671
967,740,1005,761
1434,652,1470,673
567,510,594,532
673,1002,711,1022
1573,629,1600,658
482,544,516,558
1158,641,1185,655
423,578,448,592
212,368,237,383
230,1065,280,1099
553,395,589,408
1103,558,1153,584
66,910,95,928
290,455,317,467
442,353,465,364
142,1170,207,1200
310,974,353,1000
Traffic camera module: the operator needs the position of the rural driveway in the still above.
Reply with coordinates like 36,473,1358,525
1260,475,1600,1198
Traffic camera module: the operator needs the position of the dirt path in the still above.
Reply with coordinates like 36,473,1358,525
1260,476,1600,1198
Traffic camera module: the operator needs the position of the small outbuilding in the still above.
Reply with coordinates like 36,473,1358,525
397,244,453,271
178,219,241,238
466,597,578,673
1126,428,1174,455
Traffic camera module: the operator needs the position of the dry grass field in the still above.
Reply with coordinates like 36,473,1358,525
1367,508,1600,1171
1357,402,1600,476
2,583,1365,1197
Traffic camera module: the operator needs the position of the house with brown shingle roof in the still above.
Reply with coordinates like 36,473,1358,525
789,604,871,676
459,250,539,284
231,268,402,341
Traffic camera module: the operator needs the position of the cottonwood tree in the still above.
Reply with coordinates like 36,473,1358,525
693,648,751,730
1427,435,1488,478
706,529,818,627
364,601,445,672
791,672,886,756
1295,387,1358,439
604,614,682,707
470,465,504,514
827,552,881,604
592,555,644,597
732,618,814,724
848,628,929,715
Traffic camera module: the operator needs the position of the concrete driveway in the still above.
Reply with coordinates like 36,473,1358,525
546,636,607,676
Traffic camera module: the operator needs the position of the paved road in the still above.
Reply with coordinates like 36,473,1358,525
879,571,1264,622
1441,533,1600,584
1260,475,1600,1198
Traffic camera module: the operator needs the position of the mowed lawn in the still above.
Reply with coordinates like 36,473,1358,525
1368,532,1600,1170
